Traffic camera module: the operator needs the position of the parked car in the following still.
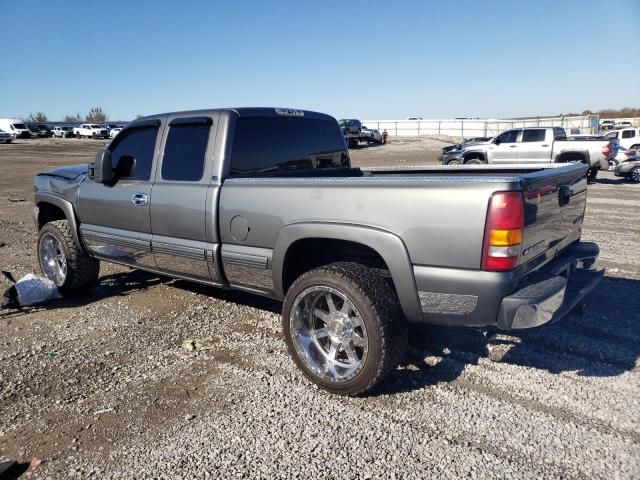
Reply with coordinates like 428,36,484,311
605,128,640,151
360,126,384,144
461,127,612,182
338,119,362,135
407,117,423,121
610,146,639,169
52,126,75,138
32,107,603,395
615,121,633,128
73,124,109,139
36,125,53,137
614,158,640,183
440,137,494,165
0,118,31,138
600,120,615,131
0,130,12,143
109,127,123,138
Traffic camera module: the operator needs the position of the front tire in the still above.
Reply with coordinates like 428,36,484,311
465,158,484,165
282,262,407,396
37,220,100,294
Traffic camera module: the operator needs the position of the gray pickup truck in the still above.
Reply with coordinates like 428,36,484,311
33,108,603,395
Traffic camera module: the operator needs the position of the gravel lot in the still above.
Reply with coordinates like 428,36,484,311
0,138,639,479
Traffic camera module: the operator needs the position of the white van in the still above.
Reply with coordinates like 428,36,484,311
0,118,32,138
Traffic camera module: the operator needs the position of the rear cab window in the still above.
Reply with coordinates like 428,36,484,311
161,117,211,182
230,115,349,177
621,130,636,139
521,129,546,142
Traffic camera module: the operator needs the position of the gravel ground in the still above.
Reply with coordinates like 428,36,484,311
0,138,639,479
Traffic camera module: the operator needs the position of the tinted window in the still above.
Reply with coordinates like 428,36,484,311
161,123,210,181
496,130,519,143
108,126,158,180
230,117,348,176
607,132,619,139
622,130,636,139
521,129,546,142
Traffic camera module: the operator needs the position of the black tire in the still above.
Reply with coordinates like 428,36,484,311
630,167,640,184
446,159,461,165
76,133,81,139
587,168,598,183
282,262,407,396
37,220,100,294
92,132,97,139
465,158,484,165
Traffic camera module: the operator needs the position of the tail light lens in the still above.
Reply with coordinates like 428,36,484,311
482,191,524,271
624,150,634,158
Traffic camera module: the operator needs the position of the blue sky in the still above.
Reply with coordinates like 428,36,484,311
1,0,638,121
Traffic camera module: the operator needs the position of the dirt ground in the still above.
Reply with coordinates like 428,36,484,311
0,137,638,478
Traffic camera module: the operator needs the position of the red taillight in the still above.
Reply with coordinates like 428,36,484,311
625,150,634,158
482,191,524,271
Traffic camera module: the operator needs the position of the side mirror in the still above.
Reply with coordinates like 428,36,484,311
493,138,500,145
89,148,113,184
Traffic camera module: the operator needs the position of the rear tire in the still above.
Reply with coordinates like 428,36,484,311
631,167,640,184
282,262,407,396
37,220,100,295
587,168,598,183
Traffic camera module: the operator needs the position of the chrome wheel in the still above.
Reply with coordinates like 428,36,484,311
290,286,368,382
39,233,67,286
632,167,640,183
447,159,461,165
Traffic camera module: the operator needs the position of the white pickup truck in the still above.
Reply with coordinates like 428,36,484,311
73,124,109,139
461,127,612,182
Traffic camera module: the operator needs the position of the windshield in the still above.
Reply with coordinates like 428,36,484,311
13,123,27,129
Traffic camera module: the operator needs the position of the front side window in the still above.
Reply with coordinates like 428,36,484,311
521,129,546,142
108,126,159,180
622,130,636,139
230,116,348,176
496,130,519,143
607,132,619,139
161,123,210,181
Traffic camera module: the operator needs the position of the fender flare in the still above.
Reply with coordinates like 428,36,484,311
272,222,423,322
462,151,486,163
34,192,83,248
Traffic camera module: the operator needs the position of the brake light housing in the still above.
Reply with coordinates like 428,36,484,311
482,191,524,271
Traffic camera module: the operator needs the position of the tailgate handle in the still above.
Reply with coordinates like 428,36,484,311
559,185,571,207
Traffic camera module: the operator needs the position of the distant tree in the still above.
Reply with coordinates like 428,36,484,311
86,107,108,123
135,114,144,119
27,112,48,122
63,113,83,122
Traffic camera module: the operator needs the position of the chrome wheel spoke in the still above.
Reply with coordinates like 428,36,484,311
313,328,330,340
351,332,366,348
342,344,358,364
314,308,330,323
325,293,337,313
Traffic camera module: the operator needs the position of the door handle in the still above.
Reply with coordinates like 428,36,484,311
542,144,549,147
509,145,517,148
131,193,148,206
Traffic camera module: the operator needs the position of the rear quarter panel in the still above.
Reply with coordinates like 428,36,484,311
218,176,512,269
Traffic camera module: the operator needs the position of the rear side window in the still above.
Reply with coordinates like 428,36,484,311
496,130,519,143
108,126,159,180
521,129,546,142
622,130,636,139
161,122,210,181
607,132,619,139
230,116,348,176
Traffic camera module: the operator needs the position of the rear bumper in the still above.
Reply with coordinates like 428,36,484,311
412,241,603,330
497,242,603,329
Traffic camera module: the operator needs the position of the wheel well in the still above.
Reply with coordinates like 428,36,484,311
557,152,586,163
37,202,67,229
463,153,485,163
282,238,391,293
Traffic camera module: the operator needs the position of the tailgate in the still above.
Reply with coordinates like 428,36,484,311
518,163,588,272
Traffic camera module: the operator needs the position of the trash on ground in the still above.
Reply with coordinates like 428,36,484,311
28,456,41,470
14,273,61,307
181,336,222,352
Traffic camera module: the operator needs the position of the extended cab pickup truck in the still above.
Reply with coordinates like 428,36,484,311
33,108,603,395
461,127,612,182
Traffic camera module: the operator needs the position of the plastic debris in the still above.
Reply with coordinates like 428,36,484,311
14,273,61,307
28,456,41,470
181,336,222,352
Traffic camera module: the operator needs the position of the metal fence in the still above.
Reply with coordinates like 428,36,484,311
361,115,600,138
